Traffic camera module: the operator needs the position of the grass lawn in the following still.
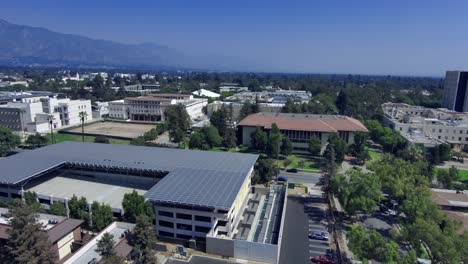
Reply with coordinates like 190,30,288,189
283,154,321,172
368,148,383,161
48,133,130,145
435,167,468,182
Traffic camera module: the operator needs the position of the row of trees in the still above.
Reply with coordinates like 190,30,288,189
250,124,292,158
333,154,468,263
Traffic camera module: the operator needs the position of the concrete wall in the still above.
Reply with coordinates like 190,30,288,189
234,239,278,264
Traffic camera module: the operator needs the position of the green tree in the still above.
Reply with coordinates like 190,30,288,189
223,127,237,148
253,159,279,184
130,137,146,146
323,134,347,164
336,89,348,115
356,149,371,164
189,132,206,150
200,125,222,148
68,195,90,226
283,159,292,169
280,136,293,156
94,136,110,144
349,131,368,156
143,128,158,141
49,201,66,216
308,137,322,156
0,126,21,156
122,190,154,223
250,128,268,152
267,123,282,158
23,191,41,212
165,104,190,143
331,170,382,215
79,111,88,143
91,202,113,232
4,200,56,263
25,133,48,148
96,232,115,259
130,215,158,264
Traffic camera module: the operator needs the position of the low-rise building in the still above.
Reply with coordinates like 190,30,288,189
225,89,312,104
108,94,207,122
0,96,92,133
431,189,468,233
382,102,468,149
219,83,249,93
192,89,220,98
238,112,368,153
123,83,161,94
0,208,84,261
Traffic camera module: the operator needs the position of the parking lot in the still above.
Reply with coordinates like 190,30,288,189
67,121,155,139
279,188,332,264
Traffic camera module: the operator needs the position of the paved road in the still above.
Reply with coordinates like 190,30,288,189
279,171,321,185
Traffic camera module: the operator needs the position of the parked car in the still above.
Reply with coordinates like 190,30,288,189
309,231,329,241
286,168,298,173
277,176,288,182
311,255,335,264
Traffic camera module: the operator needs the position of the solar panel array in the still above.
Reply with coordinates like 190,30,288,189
0,142,258,210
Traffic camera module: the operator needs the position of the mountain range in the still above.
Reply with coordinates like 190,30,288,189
0,19,251,71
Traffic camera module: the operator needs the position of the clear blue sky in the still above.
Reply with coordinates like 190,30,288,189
1,0,468,76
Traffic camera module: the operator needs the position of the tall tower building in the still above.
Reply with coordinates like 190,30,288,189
442,70,468,112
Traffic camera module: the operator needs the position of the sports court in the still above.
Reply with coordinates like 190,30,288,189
67,121,155,138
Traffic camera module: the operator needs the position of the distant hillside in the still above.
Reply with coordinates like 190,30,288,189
0,19,195,69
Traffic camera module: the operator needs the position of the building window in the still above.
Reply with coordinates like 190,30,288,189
439,129,442,133
194,215,211,223
176,234,192,240
176,213,192,220
461,130,463,134
176,223,192,231
195,226,211,233
159,220,174,228
159,231,174,237
459,137,462,141
158,211,174,218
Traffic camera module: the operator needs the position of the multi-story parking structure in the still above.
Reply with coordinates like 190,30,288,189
0,142,258,245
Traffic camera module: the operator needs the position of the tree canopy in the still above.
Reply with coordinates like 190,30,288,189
165,104,190,143
122,190,154,223
0,126,20,156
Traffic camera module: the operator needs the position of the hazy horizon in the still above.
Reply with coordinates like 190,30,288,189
1,0,468,76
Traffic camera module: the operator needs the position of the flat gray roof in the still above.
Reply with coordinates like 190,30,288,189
0,142,258,210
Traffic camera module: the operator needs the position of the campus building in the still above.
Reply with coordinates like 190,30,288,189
442,70,468,112
0,208,84,261
108,93,207,122
382,102,468,149
0,96,91,133
238,112,368,153
0,142,258,246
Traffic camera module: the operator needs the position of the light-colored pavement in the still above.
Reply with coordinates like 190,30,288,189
279,171,321,185
74,227,128,264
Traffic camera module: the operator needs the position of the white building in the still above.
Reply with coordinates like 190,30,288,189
108,94,207,122
382,102,468,149
192,89,220,98
0,96,92,133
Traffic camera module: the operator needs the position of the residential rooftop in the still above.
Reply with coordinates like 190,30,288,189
238,112,368,132
0,142,258,210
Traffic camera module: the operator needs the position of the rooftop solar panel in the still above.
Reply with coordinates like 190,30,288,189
0,142,258,210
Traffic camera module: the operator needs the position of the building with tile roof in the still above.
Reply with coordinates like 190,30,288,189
238,112,368,153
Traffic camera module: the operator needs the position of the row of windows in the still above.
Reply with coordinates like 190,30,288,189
158,220,211,233
157,231,207,242
430,128,468,134
158,211,212,222
436,136,468,142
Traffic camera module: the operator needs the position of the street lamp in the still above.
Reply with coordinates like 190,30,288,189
47,115,55,144
79,111,87,143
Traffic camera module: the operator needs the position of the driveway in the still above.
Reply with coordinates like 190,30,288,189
279,171,321,185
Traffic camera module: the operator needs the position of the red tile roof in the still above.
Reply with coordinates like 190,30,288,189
238,113,368,132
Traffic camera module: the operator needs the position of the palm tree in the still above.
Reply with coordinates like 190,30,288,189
79,111,87,143
47,115,55,144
